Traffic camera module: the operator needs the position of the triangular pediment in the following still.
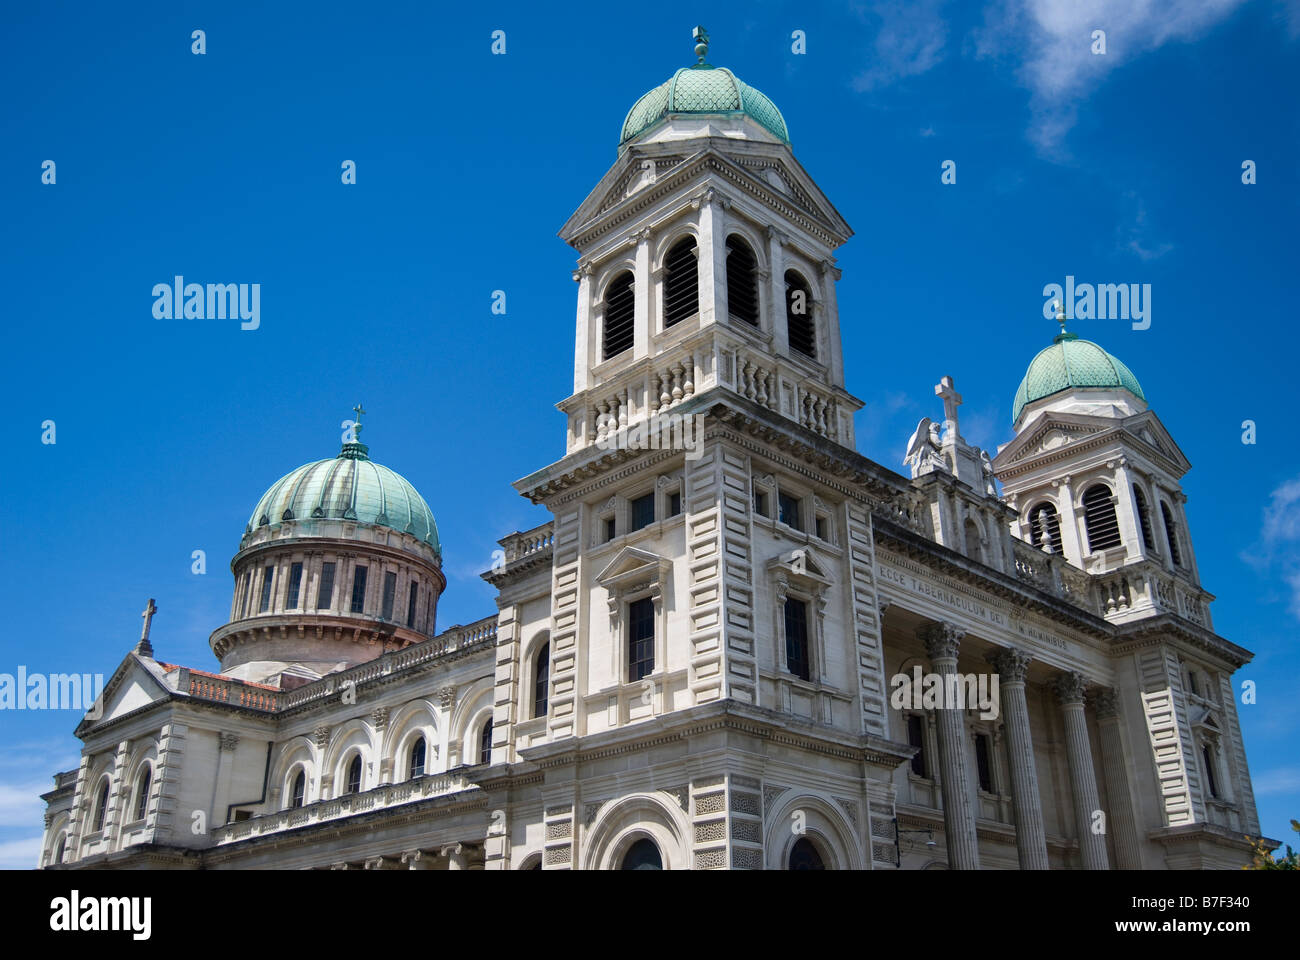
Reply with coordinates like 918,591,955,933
74,653,173,737
993,409,1191,478
595,546,670,587
560,140,851,249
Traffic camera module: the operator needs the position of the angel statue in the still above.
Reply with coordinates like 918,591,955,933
903,417,947,478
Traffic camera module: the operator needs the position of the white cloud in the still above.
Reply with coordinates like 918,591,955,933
851,0,951,92
1246,475,1300,619
1117,193,1174,261
0,835,42,870
975,0,1248,152
1252,765,1300,796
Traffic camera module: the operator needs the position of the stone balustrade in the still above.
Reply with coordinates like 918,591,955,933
211,772,471,845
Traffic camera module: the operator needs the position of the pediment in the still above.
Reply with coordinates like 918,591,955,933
594,546,670,588
766,548,833,586
995,418,1107,469
1118,412,1191,473
74,653,173,737
561,142,851,249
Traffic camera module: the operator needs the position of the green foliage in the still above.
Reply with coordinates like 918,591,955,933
1244,819,1299,870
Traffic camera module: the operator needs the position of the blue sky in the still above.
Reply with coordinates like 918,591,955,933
1,0,1297,867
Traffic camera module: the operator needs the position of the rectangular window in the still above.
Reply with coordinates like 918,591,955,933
1203,745,1219,799
350,565,368,614
815,516,828,540
286,562,303,610
667,491,682,518
975,733,993,793
259,565,275,612
381,571,397,620
407,583,419,628
753,490,768,517
907,715,927,778
631,492,655,531
604,516,616,543
628,596,655,682
783,597,810,681
317,562,336,610
778,492,801,531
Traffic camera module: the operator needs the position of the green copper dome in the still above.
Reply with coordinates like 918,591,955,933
245,440,440,554
1012,333,1145,423
620,65,789,145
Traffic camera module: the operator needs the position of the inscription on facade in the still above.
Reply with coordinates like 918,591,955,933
878,559,1069,653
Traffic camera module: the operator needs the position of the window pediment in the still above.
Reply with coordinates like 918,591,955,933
595,546,671,591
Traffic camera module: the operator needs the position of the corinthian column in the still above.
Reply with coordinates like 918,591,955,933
1054,672,1110,870
920,621,980,870
1093,688,1142,869
987,648,1049,869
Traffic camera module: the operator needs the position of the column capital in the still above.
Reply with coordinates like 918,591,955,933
1093,687,1120,720
987,647,1032,683
919,621,964,661
1053,670,1089,706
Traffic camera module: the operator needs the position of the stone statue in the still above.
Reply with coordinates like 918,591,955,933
903,417,947,477
980,450,998,497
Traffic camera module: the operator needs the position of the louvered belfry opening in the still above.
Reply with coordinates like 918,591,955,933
1028,502,1063,554
1082,484,1123,552
602,271,635,360
1161,501,1183,565
785,270,815,358
1133,485,1156,550
725,235,759,325
663,237,699,327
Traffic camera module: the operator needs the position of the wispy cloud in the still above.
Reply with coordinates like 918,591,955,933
974,0,1248,153
1117,192,1174,261
1244,475,1300,619
1253,765,1300,796
851,0,951,92
0,835,42,870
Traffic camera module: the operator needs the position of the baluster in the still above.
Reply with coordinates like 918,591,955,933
619,388,629,430
683,354,695,398
755,365,768,407
659,370,672,410
671,363,684,402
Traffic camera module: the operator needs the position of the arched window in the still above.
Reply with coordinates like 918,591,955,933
1202,744,1220,799
479,719,493,765
290,770,306,808
725,235,759,325
662,237,699,327
785,270,815,358
1133,485,1155,550
620,837,663,870
602,271,635,359
92,779,110,833
533,644,550,718
133,765,152,822
54,834,66,864
789,837,826,870
1082,484,1122,552
345,754,363,795
1027,502,1063,554
1161,501,1183,566
409,737,426,779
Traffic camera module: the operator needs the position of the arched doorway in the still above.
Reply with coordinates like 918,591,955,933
620,837,663,870
788,837,826,870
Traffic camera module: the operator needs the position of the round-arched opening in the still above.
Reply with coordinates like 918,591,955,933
620,837,663,870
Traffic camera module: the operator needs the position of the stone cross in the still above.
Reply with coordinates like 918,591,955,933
137,598,157,656
935,376,962,442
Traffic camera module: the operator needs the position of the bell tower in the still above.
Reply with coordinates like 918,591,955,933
556,29,861,457
992,314,1209,627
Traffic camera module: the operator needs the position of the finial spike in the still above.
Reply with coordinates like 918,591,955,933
693,25,709,64
136,598,157,657
352,402,367,442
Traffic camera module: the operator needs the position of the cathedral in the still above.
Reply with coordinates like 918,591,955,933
40,32,1263,871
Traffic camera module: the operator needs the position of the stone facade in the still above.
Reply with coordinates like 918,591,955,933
38,51,1264,872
